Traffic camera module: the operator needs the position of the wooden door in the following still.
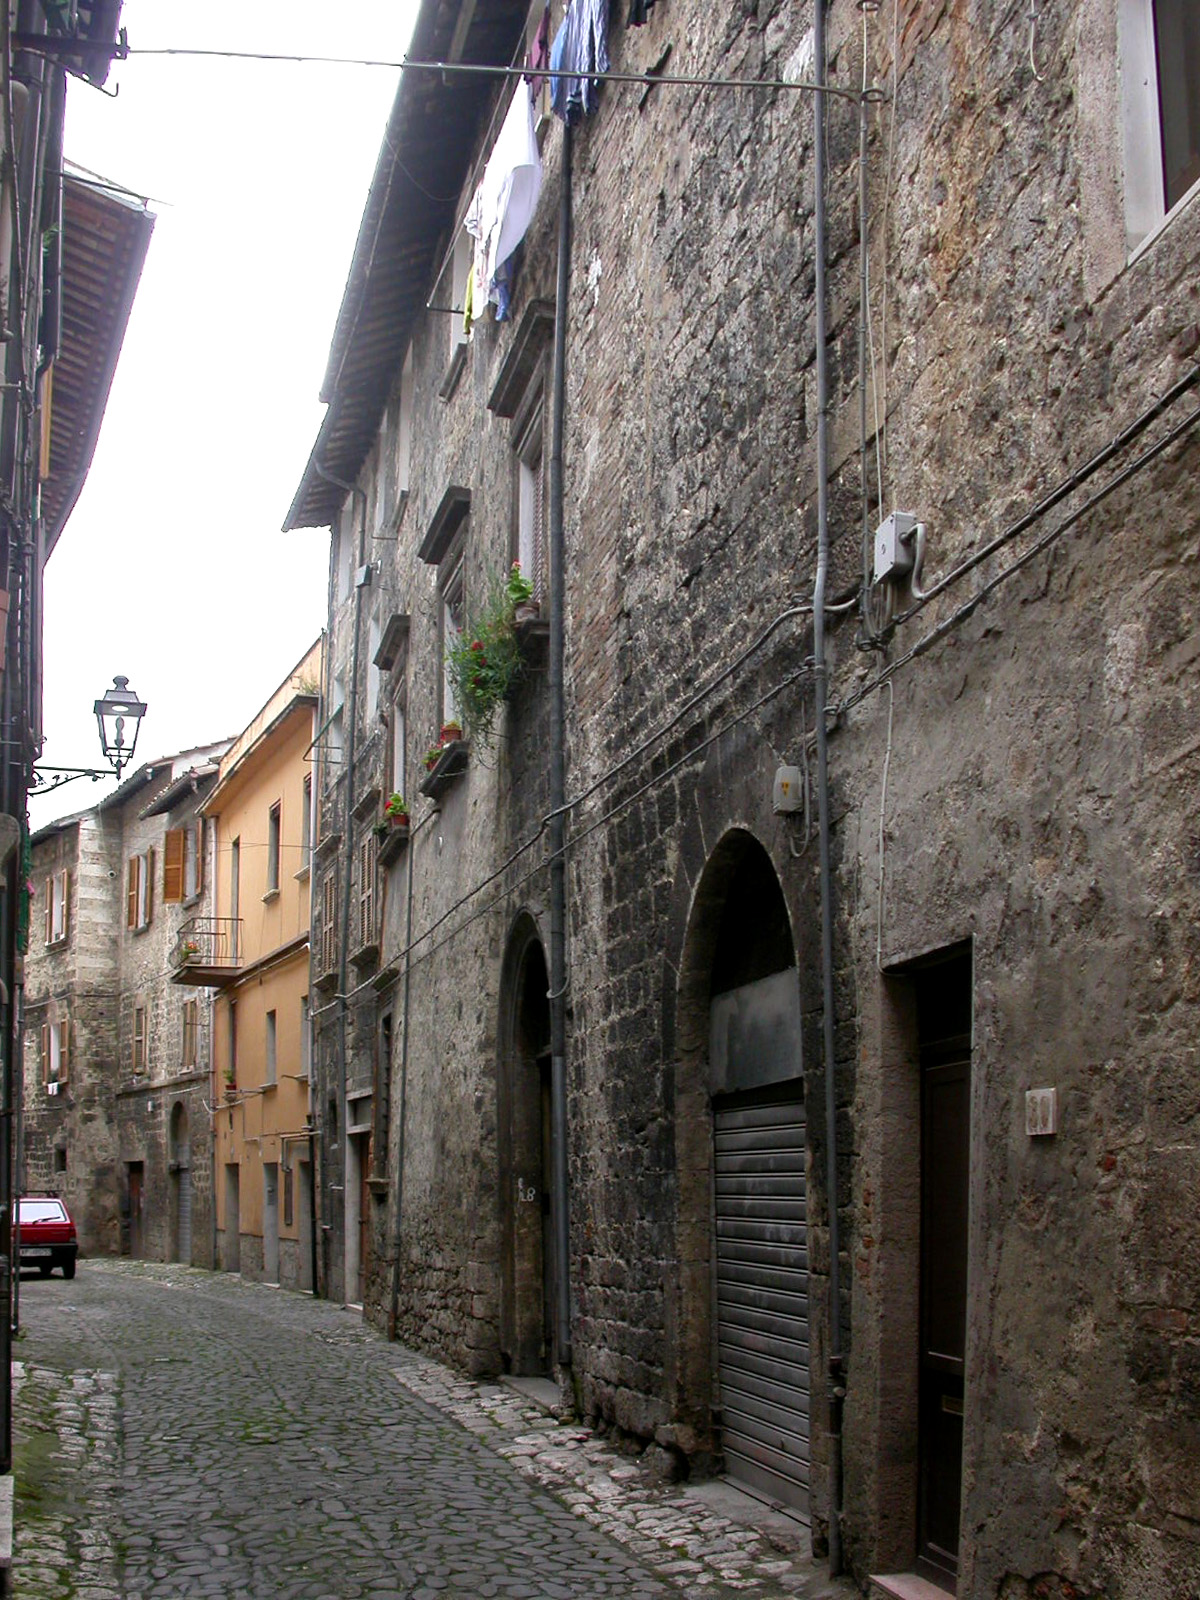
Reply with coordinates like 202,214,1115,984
358,1132,372,1305
128,1163,144,1259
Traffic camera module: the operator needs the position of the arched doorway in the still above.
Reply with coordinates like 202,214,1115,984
169,1102,192,1264
497,914,553,1375
674,831,809,1514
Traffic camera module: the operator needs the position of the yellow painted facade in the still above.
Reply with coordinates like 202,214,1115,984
205,640,321,1286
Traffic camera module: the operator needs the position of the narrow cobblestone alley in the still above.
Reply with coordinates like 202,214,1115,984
11,1262,855,1600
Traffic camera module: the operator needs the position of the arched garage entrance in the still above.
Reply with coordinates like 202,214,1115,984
674,831,809,1514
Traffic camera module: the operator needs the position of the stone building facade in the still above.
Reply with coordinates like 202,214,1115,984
24,744,227,1265
287,2,1200,1596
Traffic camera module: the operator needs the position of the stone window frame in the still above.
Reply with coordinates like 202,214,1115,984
126,850,154,933
265,800,282,898
511,374,548,604
43,867,69,946
181,998,199,1069
132,1003,149,1074
1119,0,1200,254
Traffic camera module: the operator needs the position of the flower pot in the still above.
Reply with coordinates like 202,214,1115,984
387,813,410,831
514,599,540,625
439,722,463,745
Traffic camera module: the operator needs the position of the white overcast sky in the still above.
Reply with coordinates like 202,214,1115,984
30,2,418,827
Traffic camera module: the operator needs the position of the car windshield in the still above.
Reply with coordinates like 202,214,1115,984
19,1199,66,1223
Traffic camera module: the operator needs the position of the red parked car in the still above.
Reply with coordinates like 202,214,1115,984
17,1196,78,1278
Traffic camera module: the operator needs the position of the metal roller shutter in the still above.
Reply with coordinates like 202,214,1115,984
178,1168,192,1264
714,1093,809,1514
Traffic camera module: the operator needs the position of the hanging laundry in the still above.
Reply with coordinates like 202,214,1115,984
525,1,551,97
464,79,544,325
550,0,611,124
627,0,658,25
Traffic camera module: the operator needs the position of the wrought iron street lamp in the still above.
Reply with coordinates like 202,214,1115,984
31,675,148,793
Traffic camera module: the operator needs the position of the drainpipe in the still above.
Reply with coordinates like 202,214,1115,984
314,462,368,1307
548,123,573,1372
812,0,845,1575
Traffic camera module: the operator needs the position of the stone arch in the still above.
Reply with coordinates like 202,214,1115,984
669,828,801,1464
496,910,553,1374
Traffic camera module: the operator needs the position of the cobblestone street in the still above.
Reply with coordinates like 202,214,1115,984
11,1261,855,1600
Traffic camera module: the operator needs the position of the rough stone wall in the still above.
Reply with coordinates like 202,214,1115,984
23,816,121,1254
309,0,1199,1593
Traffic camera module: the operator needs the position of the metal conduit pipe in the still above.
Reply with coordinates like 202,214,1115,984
548,121,573,1371
811,0,846,1575
313,459,368,1307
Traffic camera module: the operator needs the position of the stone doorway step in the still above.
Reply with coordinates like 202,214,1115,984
870,1575,954,1600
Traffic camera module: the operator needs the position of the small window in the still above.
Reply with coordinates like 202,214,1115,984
321,872,338,975
41,1017,70,1086
265,1010,277,1086
164,823,203,904
300,775,312,865
392,687,407,798
396,347,414,504
182,1000,198,1069
367,615,381,719
440,558,465,728
283,1165,294,1228
227,1000,238,1086
515,399,547,602
267,802,281,894
53,1147,67,1174
1122,0,1200,247
133,1004,148,1074
185,820,203,900
358,834,377,950
44,869,69,944
300,994,310,1080
126,851,154,931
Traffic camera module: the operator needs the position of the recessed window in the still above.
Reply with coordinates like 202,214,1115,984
515,399,547,602
1122,0,1200,248
165,822,203,904
396,348,414,505
126,851,154,931
133,1004,148,1074
300,774,312,869
392,687,407,798
267,802,281,894
182,1000,198,1069
44,869,69,944
358,834,377,950
41,1017,70,1087
265,1010,277,1087
450,228,471,358
300,994,310,1080
440,557,465,728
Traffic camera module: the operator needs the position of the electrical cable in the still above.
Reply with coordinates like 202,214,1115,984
889,362,1200,628
835,398,1200,723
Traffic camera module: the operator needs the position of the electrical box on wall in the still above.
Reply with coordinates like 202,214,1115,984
773,765,804,814
1026,1086,1058,1136
874,511,919,584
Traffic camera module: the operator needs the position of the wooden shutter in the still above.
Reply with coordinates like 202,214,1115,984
58,1019,70,1085
163,829,185,902
193,821,204,894
146,848,155,923
59,870,69,941
127,857,139,928
358,835,375,948
40,1023,50,1084
44,876,53,944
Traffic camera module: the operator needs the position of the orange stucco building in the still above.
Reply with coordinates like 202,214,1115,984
181,641,321,1288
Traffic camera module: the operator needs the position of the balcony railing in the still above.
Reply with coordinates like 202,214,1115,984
170,917,243,986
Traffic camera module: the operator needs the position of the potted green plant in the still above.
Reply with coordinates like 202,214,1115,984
446,571,527,752
383,793,410,828
507,561,539,624
423,744,444,772
179,938,200,964
439,720,463,745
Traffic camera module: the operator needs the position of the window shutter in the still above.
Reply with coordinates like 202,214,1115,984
44,877,53,944
163,829,185,902
61,870,70,941
59,1019,70,1084
40,1023,49,1084
194,821,204,894
127,858,138,928
146,848,155,923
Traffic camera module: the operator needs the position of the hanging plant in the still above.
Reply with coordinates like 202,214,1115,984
445,569,527,752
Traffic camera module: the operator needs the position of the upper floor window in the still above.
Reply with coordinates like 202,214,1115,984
450,228,472,360
514,394,547,603
126,850,154,931
357,833,378,952
133,1003,148,1073
300,774,312,869
182,999,199,1069
1122,0,1200,248
164,821,203,904
43,869,69,945
440,557,465,729
267,801,282,894
41,1017,70,1089
265,1009,278,1087
395,347,414,507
